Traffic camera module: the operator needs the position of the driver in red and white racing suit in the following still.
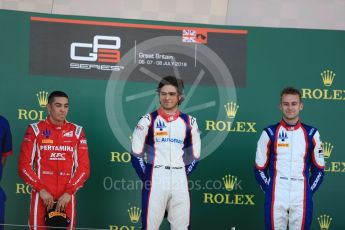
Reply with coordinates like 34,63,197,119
18,91,90,230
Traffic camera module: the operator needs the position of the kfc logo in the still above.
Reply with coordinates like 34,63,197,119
49,152,66,161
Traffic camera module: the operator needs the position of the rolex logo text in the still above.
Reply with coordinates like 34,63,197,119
205,102,257,133
302,70,344,101
18,90,48,121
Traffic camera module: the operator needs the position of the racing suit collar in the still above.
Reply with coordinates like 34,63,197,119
46,116,67,130
158,107,180,122
280,119,301,131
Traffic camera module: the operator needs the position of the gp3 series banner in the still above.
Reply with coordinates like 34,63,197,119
29,16,247,87
29,16,248,158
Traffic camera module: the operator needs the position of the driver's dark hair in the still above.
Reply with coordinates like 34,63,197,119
48,91,69,104
157,76,184,104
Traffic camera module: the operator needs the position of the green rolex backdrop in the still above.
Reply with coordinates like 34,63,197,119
0,9,344,230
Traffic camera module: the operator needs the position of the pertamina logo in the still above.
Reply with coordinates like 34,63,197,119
318,214,332,230
18,91,48,121
109,205,141,230
205,102,257,133
70,35,124,71
302,69,344,100
323,141,344,173
203,174,255,206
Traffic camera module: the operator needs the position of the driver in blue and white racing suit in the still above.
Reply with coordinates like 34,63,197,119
131,76,201,230
254,87,325,230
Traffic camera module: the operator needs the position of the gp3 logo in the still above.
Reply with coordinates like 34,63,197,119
70,35,121,63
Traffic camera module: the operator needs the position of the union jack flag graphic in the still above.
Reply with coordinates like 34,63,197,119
182,29,208,44
182,29,197,43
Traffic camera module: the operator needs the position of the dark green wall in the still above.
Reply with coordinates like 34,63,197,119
0,9,343,230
